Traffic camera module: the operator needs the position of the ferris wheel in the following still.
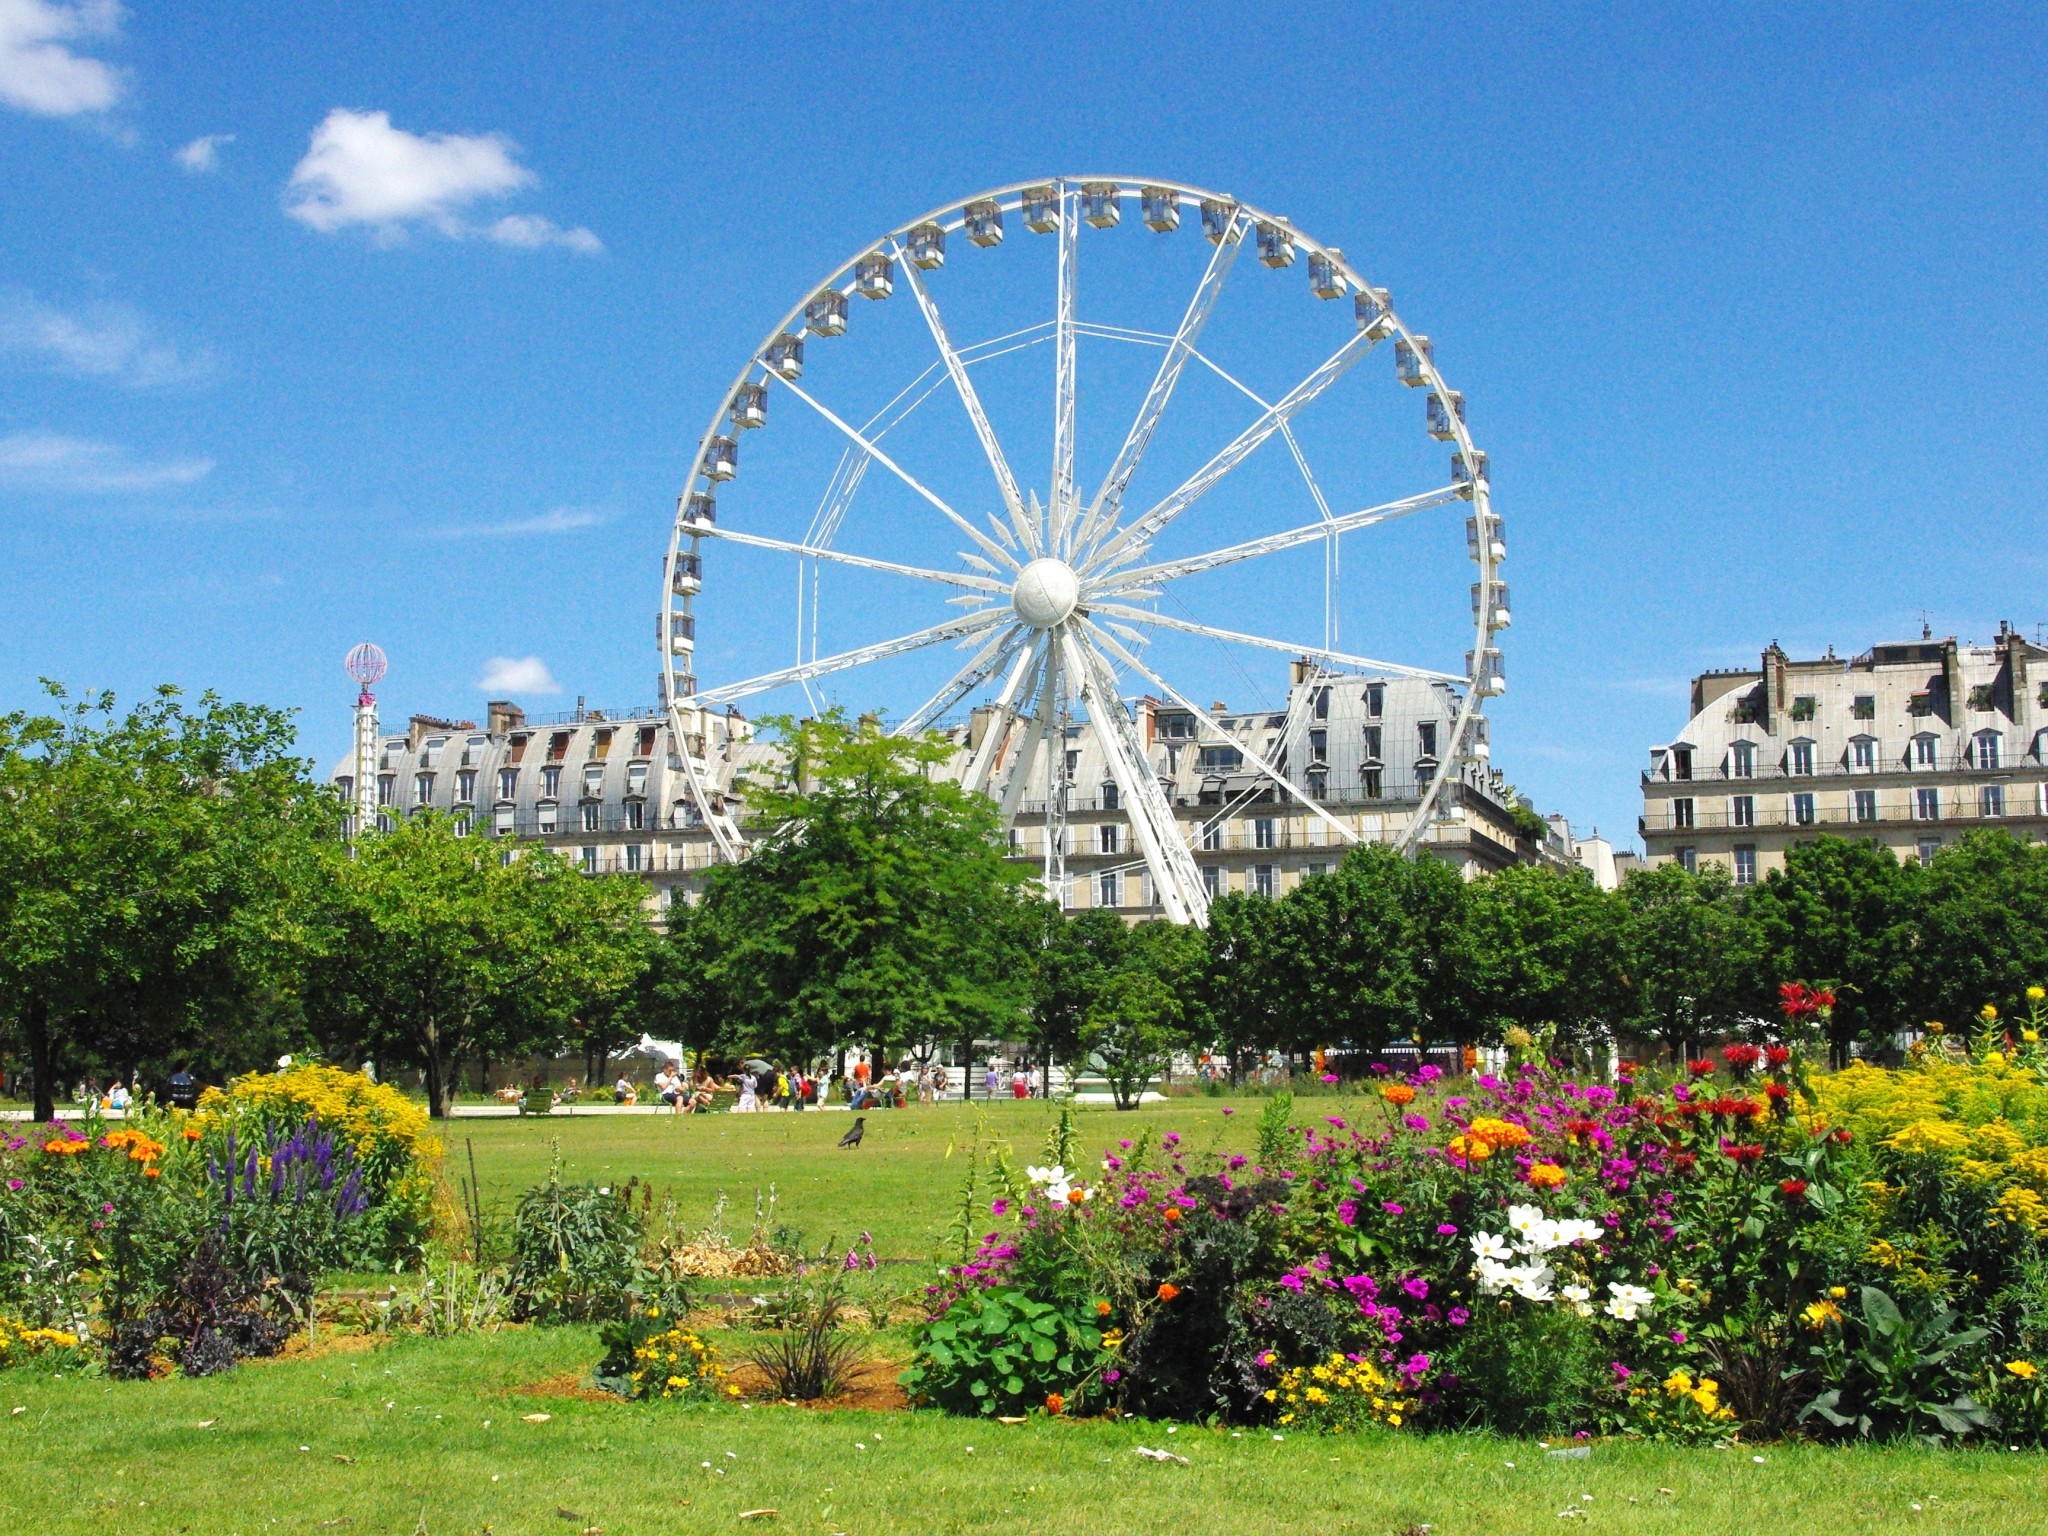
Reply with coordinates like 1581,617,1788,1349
660,177,1505,927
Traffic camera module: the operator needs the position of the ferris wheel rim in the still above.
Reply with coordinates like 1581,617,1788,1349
660,175,1506,891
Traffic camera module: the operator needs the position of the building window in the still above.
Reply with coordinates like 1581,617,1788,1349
541,764,562,798
1732,794,1756,828
422,736,447,768
337,775,354,800
456,769,477,803
1851,737,1876,771
1307,863,1328,879
1253,817,1276,849
451,813,471,838
1202,820,1223,851
1790,740,1814,776
580,846,598,873
1308,728,1327,761
377,774,395,806
1731,740,1756,779
583,764,605,795
1417,759,1437,789
1792,792,1815,826
1100,780,1119,812
537,803,558,834
1676,846,1697,874
1198,745,1241,773
1417,721,1438,758
1854,789,1877,823
1202,864,1222,898
1365,683,1384,718
580,803,599,832
625,800,644,830
626,762,648,797
1671,747,1693,781
1098,824,1120,854
498,766,518,799
1969,683,1995,711
1364,768,1383,799
1983,784,2006,817
1007,827,1021,853
1098,870,1121,909
1852,694,1876,720
1917,838,1940,867
1913,735,1938,769
1253,864,1276,898
1733,846,1757,886
1064,749,1079,780
625,844,644,872
1362,725,1382,761
1790,695,1817,721
414,773,433,804
1974,730,2002,770
1916,786,1940,821
1307,770,1327,800
493,803,515,835
1672,798,1695,830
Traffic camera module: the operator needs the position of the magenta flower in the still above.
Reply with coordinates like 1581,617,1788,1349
1435,1223,1458,1236
1670,1329,1686,1345
1221,1107,1236,1116
1336,1199,1359,1227
1400,1277,1429,1300
1448,1306,1470,1326
991,1198,1009,1216
1381,1201,1404,1215
1611,1362,1632,1380
1320,1073,1340,1084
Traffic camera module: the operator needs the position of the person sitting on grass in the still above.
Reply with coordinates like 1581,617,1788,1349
613,1074,637,1106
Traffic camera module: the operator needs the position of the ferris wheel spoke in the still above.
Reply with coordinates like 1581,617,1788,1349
705,526,1007,594
1070,208,1247,564
999,643,1059,824
893,246,1040,558
1099,486,1464,592
1050,184,1080,554
687,610,1006,708
1087,602,1464,685
896,624,1028,737
1083,327,1384,576
774,372,1019,572
1058,630,1207,925
1080,617,1358,849
963,642,1042,794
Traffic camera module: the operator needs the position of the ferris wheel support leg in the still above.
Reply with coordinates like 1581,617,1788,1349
1058,630,1208,927
963,643,1041,795
896,625,1026,738
1081,618,1359,851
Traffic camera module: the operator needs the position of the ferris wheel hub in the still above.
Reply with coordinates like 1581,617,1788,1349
1011,557,1080,629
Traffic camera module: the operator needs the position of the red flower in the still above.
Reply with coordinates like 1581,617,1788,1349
1686,1059,1715,1079
1830,1128,1853,1146
1708,1096,1749,1119
1156,1283,1181,1302
1765,1045,1792,1068
1779,1178,1809,1202
1671,1152,1698,1173
1721,1142,1765,1165
1723,1044,1763,1074
1764,1082,1791,1101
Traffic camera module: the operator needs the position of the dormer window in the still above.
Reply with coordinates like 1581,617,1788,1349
1973,730,2002,770
1789,739,1815,776
1731,741,1757,779
1671,747,1693,781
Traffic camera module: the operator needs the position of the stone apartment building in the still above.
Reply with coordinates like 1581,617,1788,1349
334,660,1563,917
1640,626,2048,884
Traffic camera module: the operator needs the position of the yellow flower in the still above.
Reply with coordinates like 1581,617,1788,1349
2007,1360,2038,1380
2029,986,2045,1003
1802,1299,1843,1330
1981,1004,2001,1023
1828,1286,1847,1299
1663,1369,1694,1396
2025,1030,2042,1044
1527,1163,1568,1190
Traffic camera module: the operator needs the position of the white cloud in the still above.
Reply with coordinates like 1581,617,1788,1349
174,132,232,173
486,214,603,255
0,430,212,492
0,288,215,387
423,506,606,540
476,656,560,695
283,108,600,253
0,0,124,117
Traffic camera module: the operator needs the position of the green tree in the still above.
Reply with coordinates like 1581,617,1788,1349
1081,919,1202,1110
1743,834,1919,1066
1619,860,1756,1062
1197,889,1289,1080
1028,905,1128,1096
304,812,648,1117
0,685,328,1121
1459,863,1628,1050
693,712,1038,1068
1903,830,2048,1030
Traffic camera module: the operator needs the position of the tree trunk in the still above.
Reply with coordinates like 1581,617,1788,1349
959,1035,974,1099
424,1022,451,1120
26,994,55,1124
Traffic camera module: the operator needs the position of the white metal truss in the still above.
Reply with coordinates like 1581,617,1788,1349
661,175,1507,918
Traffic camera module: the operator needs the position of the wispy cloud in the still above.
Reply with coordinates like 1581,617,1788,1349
0,0,124,118
173,132,232,173
284,108,602,253
423,506,606,540
0,288,216,387
476,656,560,695
0,430,212,493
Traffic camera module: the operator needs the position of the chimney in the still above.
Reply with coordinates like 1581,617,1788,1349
487,699,525,735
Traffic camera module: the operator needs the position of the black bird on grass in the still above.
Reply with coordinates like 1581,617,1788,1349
837,1116,866,1149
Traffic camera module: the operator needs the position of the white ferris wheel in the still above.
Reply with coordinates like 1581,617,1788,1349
661,177,1506,927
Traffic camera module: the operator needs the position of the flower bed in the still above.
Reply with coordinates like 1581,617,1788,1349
908,1023,2048,1444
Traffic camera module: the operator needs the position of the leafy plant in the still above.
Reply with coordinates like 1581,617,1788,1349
903,1283,1104,1416
1802,1285,1996,1442
746,1265,866,1401
506,1156,642,1323
107,1237,294,1380
1255,1091,1295,1169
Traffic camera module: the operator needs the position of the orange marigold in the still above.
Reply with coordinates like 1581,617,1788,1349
1156,1283,1181,1302
1045,1392,1065,1415
1382,1084,1417,1106
1527,1162,1568,1189
1096,1300,1113,1316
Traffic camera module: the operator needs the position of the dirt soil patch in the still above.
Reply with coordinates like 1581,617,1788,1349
509,1371,621,1404
729,1355,911,1412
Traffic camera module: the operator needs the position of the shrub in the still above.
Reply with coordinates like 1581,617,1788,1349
506,1159,642,1323
746,1263,868,1402
107,1238,296,1380
903,1284,1105,1417
603,1315,737,1403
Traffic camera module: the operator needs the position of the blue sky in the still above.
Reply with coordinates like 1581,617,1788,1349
3,3,2045,849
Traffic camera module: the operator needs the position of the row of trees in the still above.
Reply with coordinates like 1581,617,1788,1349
8,688,2048,1117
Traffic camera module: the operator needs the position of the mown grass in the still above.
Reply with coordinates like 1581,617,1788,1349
6,1325,2043,1536
452,1095,1269,1261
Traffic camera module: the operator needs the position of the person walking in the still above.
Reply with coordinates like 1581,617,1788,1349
736,1068,759,1113
983,1061,999,1099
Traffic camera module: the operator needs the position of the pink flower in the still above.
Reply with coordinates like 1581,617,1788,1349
1381,1201,1404,1215
1280,1273,1305,1292
1221,1107,1236,1116
1670,1329,1686,1345
1337,1200,1360,1227
1320,1073,1340,1084
4,1179,20,1191
991,1198,1009,1216
1611,1362,1632,1380
1435,1223,1458,1236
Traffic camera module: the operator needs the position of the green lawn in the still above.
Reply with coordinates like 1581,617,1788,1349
7,1326,2041,1535
452,1096,1267,1261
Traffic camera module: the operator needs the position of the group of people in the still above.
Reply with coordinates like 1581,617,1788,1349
644,1062,726,1113
612,1056,1044,1113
